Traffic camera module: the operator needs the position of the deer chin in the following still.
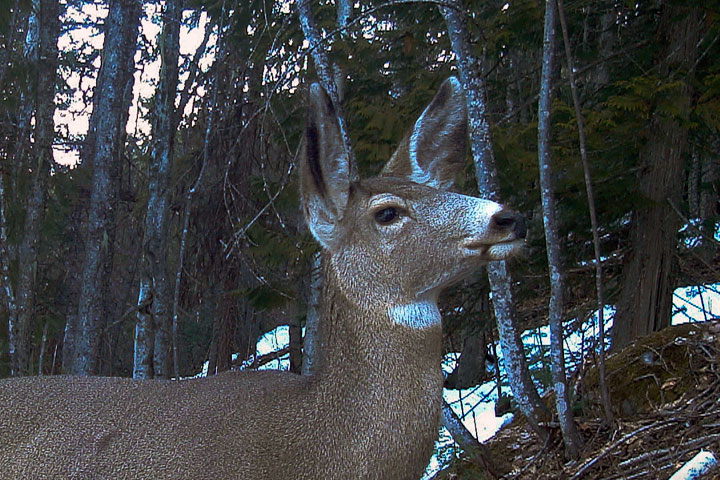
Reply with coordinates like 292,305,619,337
486,239,524,261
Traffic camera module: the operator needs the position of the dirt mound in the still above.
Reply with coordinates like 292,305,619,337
439,320,720,479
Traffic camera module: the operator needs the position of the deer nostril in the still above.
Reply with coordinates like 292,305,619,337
492,210,516,227
492,210,527,239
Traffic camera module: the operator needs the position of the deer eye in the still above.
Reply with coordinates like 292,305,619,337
374,206,400,225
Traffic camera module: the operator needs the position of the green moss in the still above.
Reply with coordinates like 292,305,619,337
584,322,717,418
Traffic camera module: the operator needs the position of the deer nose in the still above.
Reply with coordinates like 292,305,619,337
491,210,527,239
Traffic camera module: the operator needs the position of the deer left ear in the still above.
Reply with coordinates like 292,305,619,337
300,83,351,249
382,77,468,190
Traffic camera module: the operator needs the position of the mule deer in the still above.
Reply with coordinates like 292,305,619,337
0,77,525,479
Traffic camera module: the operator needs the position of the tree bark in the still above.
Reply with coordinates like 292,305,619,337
302,253,322,375
134,0,182,380
445,328,489,390
612,3,702,351
73,0,141,375
0,173,18,375
440,0,552,441
296,0,354,170
699,139,718,254
10,4,39,186
10,0,61,376
441,401,502,479
556,0,614,425
173,1,227,377
289,321,302,374
537,0,583,458
296,0,353,375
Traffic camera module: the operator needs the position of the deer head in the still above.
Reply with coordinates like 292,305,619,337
300,77,525,329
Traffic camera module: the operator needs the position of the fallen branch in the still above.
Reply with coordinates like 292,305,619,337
241,346,290,370
569,421,677,480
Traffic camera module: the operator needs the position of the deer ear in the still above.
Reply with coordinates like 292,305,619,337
300,83,351,249
382,77,468,190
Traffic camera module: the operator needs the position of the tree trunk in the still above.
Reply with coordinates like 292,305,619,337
10,4,39,187
441,401,502,479
12,0,60,376
3,3,35,375
296,0,353,375
0,173,18,374
699,139,718,254
289,321,302,374
537,0,583,458
556,0,613,425
216,294,234,374
612,4,702,351
302,253,322,375
172,2,229,379
134,0,182,380
439,0,552,441
296,0,354,170
73,0,141,375
688,147,700,218
445,328,489,390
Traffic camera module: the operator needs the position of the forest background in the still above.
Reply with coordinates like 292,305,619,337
0,0,718,474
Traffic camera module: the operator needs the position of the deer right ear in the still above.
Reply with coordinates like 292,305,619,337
300,83,351,249
382,77,468,190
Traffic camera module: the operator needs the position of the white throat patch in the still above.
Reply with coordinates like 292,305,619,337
388,300,441,329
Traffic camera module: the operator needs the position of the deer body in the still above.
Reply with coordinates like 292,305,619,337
0,78,524,479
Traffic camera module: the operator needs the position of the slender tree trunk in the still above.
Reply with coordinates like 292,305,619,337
37,321,48,375
61,314,78,372
537,0,583,458
0,2,24,375
296,0,354,170
10,4,39,186
73,0,141,375
4,2,38,377
0,173,18,375
289,322,302,374
215,299,233,374
689,147,701,218
296,0,353,374
699,139,718,253
174,17,211,134
173,1,227,377
556,0,613,425
169,17,212,379
441,401,502,479
302,253,322,375
134,0,182,380
439,0,551,441
612,3,702,351
11,0,61,376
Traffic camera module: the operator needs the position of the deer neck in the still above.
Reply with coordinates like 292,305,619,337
303,256,444,477
313,256,444,383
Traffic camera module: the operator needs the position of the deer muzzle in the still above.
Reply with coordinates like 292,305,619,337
460,209,526,261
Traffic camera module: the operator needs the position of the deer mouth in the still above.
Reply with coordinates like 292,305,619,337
460,238,524,261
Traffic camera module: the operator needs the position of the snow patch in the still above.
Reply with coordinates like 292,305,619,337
668,450,718,480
